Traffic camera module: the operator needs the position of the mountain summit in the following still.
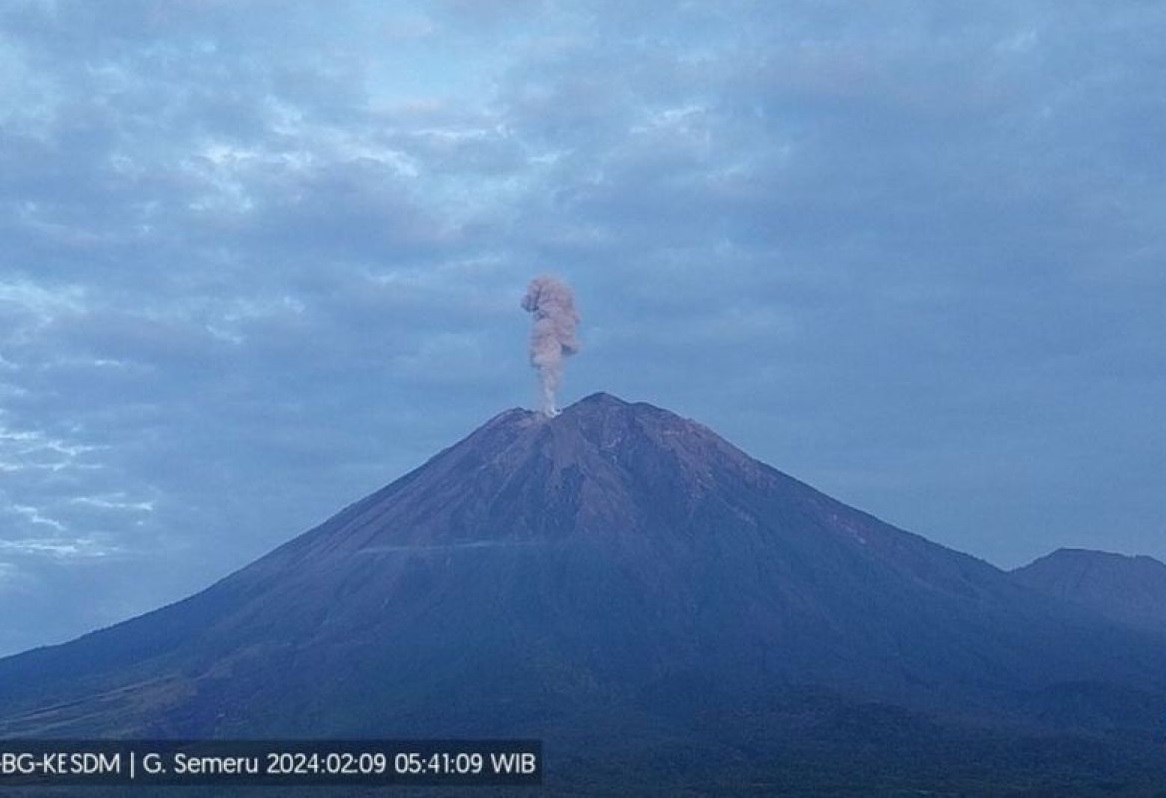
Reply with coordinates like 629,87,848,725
2,393,1165,791
1013,548,1166,636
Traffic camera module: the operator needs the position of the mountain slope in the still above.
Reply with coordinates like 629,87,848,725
1013,547,1166,636
1,393,1164,793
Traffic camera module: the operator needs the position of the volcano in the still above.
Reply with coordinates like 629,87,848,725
2,393,1165,794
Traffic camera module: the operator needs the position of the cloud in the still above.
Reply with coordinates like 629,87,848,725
0,536,118,558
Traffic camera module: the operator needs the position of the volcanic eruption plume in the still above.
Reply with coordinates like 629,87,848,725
521,274,580,417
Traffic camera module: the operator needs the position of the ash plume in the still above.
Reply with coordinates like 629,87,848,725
521,274,580,417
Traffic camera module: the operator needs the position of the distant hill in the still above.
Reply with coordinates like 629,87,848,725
2,393,1165,795
1012,547,1166,636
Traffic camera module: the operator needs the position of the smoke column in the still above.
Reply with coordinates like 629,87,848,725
521,274,580,417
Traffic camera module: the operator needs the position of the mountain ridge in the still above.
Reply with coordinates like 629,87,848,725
1012,547,1166,637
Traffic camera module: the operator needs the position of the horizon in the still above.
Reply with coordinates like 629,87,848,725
2,2,1164,657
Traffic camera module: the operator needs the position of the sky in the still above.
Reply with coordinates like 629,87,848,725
1,0,1163,657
